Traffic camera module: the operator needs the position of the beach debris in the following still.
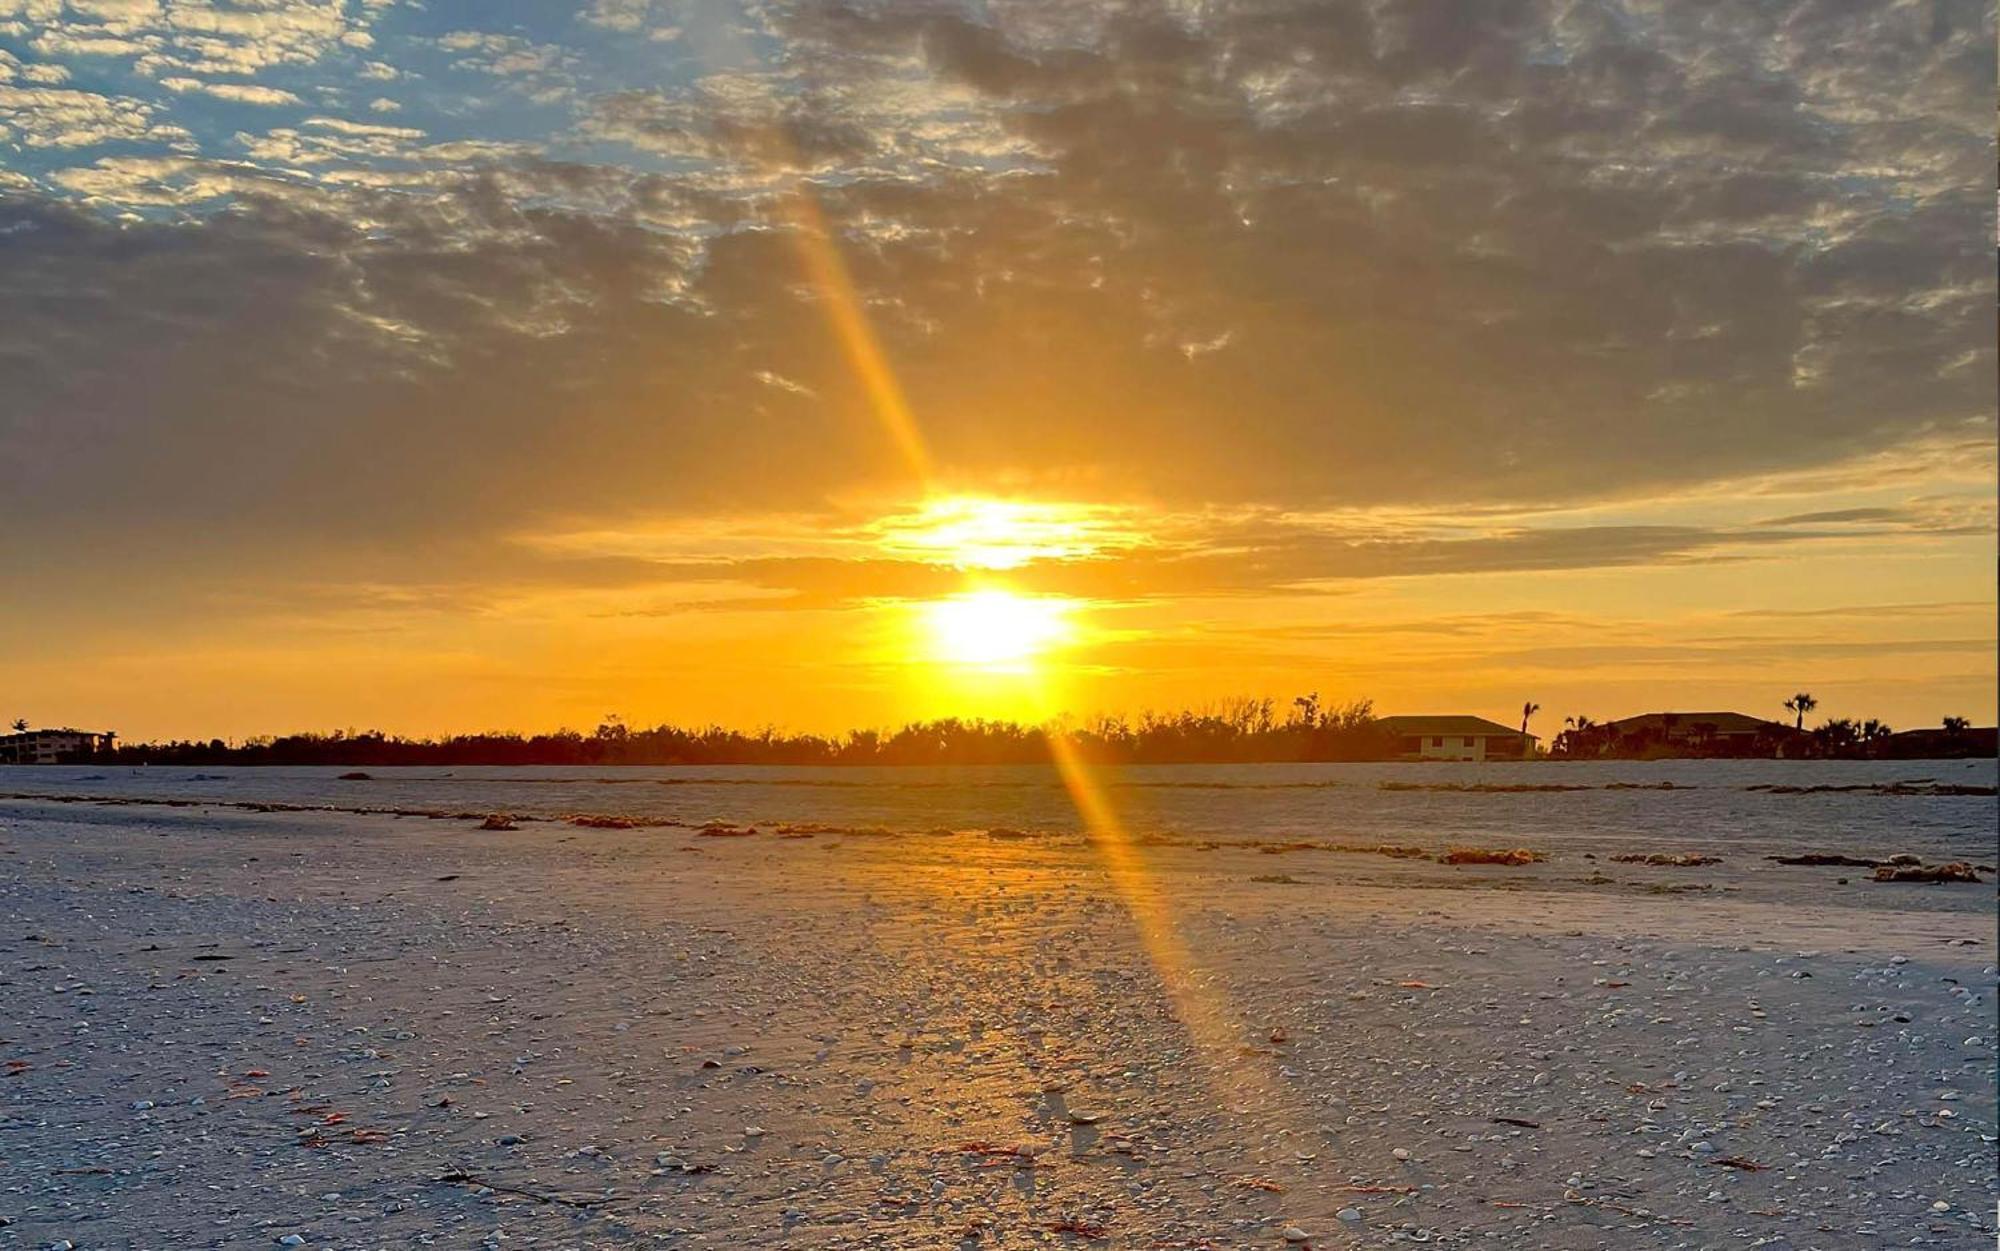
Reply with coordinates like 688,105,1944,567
432,1170,601,1207
336,771,372,781
1232,1176,1285,1192
1872,861,1981,883
1048,1216,1109,1237
1249,874,1303,884
1749,782,1995,797
1562,1191,1695,1226
1768,853,1883,867
476,815,517,831
1380,781,1590,793
1441,847,1544,865
1611,852,1721,866
959,1141,1037,1163
570,815,642,829
1709,1156,1769,1171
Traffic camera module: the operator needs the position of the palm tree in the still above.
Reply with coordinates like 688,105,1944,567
1520,701,1540,736
1783,692,1817,731
1943,715,1971,735
9,718,25,733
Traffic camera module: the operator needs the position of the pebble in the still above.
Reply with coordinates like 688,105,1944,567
1282,1226,1310,1242
1337,1207,1363,1222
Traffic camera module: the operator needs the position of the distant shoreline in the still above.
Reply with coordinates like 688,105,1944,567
11,701,1994,768
5,751,1995,771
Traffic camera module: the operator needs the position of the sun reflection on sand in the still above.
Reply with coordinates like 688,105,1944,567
728,52,1315,1220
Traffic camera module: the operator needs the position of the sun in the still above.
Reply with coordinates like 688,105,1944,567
922,590,1075,670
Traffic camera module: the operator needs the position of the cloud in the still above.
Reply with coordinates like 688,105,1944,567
0,46,70,82
8,0,381,78
433,29,579,100
159,76,301,106
0,81,187,146
0,0,1991,583
505,498,1992,612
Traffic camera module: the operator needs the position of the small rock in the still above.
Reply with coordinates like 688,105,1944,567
1337,1206,1363,1222
1282,1226,1310,1242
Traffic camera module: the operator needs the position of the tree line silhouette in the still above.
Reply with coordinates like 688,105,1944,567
22,691,1988,767
84,697,1394,767
1548,693,1989,760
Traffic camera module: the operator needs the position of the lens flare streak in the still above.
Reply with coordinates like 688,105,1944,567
1044,730,1317,1204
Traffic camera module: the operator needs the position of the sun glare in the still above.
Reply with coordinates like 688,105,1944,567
877,496,1130,570
923,590,1075,670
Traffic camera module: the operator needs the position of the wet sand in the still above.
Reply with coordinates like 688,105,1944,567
1,796,1993,1248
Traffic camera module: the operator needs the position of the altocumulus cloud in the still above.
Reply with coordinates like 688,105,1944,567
0,0,1992,583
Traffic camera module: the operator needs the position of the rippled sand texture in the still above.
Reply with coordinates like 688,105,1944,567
1,784,1993,1249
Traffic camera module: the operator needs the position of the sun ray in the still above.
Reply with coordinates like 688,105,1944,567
781,189,935,487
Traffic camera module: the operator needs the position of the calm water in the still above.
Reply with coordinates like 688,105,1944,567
5,759,1994,859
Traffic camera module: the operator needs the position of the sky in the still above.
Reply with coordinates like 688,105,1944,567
1,0,1994,742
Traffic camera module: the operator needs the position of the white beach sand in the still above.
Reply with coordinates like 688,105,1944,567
1,791,1993,1248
